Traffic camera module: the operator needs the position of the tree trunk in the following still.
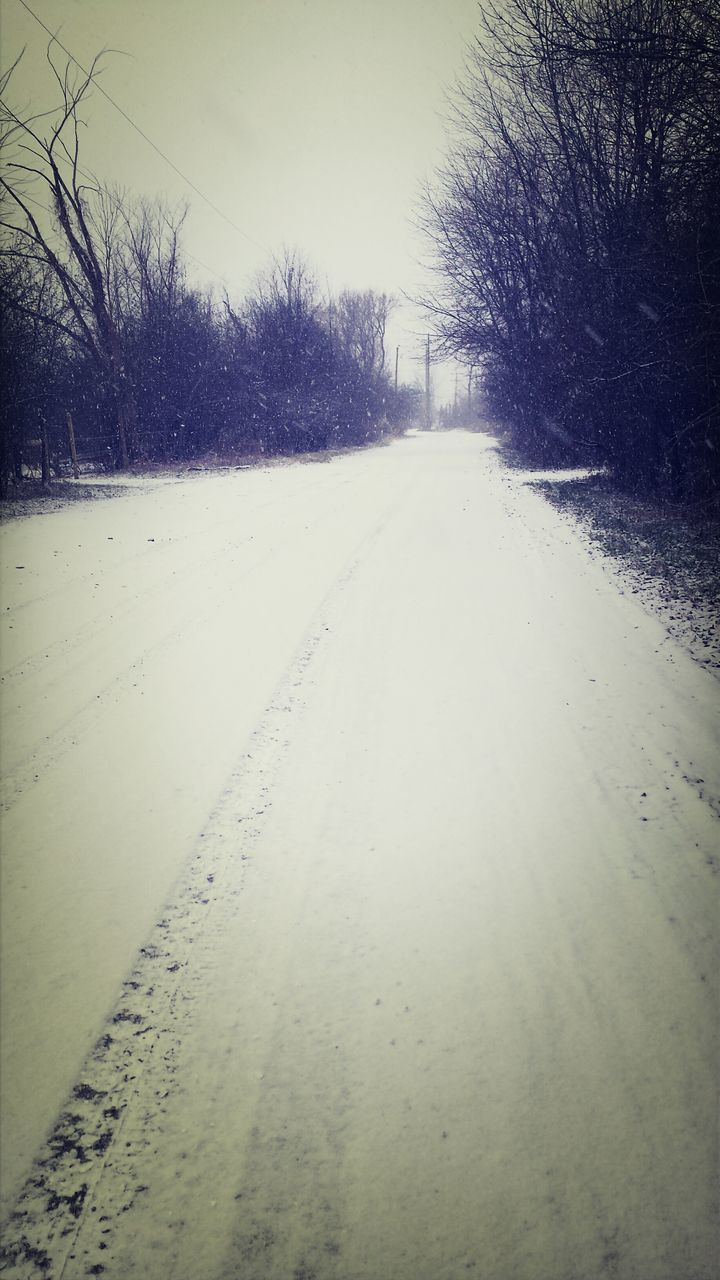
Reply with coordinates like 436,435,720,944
116,401,130,469
66,412,80,479
40,420,51,490
118,382,140,466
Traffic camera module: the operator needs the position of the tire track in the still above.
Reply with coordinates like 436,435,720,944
0,498,399,1280
0,471,357,813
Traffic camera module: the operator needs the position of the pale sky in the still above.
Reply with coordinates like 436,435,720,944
2,0,481,393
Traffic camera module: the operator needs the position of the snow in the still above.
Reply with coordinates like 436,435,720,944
0,454,404,1208
1,431,718,1278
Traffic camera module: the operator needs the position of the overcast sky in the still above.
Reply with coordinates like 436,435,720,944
2,0,481,394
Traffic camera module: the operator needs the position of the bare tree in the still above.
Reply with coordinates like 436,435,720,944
333,290,395,378
0,248,68,491
419,0,720,493
0,46,138,465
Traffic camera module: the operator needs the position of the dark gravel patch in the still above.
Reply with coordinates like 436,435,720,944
0,441,392,523
0,480,133,521
532,472,720,677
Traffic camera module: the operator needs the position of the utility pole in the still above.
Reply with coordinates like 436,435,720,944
394,345,399,398
424,334,431,431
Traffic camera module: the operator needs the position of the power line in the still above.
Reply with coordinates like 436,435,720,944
79,170,233,287
14,0,269,255
8,148,234,291
183,249,232,288
15,189,52,217
69,163,234,289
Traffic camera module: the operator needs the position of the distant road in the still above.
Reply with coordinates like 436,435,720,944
1,432,718,1278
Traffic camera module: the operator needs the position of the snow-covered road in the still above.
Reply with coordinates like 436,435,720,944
1,432,718,1278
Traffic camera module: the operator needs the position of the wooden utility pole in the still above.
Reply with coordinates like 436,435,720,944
424,334,431,431
394,345,399,398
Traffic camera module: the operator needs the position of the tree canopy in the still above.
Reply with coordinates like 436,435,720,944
0,50,411,494
419,0,720,498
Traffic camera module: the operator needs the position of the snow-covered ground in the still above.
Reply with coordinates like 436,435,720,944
1,432,718,1278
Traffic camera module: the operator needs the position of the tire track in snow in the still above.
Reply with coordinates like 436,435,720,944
1,468,343,635
0,500,396,1280
0,466,349,705
1,538,287,814
0,472,358,813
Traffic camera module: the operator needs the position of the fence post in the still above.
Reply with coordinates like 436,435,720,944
66,412,80,479
41,421,51,489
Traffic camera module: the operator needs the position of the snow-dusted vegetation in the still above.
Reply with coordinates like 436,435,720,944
420,0,719,501
0,60,416,490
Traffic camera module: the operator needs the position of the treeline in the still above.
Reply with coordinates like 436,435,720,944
421,0,720,499
0,54,415,495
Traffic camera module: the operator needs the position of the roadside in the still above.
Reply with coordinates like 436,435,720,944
0,440,393,523
494,438,720,677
